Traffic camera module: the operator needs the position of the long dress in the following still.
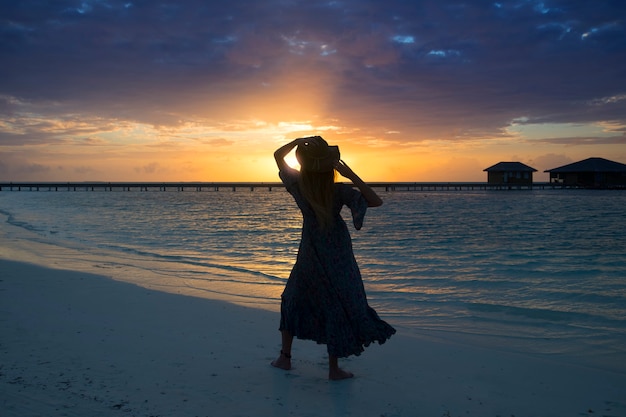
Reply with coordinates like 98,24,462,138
278,166,396,358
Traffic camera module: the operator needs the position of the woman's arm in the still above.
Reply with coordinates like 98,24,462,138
274,138,307,171
334,160,383,207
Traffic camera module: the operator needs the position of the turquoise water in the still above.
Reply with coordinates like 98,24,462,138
1,188,625,369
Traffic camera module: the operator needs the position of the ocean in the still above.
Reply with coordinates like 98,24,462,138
1,187,625,371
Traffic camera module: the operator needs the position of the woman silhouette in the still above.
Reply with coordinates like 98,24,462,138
271,136,395,380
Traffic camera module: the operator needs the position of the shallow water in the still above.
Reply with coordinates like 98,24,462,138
1,188,625,367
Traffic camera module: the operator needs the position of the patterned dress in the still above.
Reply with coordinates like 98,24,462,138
278,167,396,358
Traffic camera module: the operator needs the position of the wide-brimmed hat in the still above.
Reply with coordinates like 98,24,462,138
295,136,340,173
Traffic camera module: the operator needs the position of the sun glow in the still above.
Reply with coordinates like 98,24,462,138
283,153,301,170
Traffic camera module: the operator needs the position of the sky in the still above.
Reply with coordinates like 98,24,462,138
1,0,625,182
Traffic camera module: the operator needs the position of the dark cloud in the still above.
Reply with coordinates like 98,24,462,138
1,0,625,139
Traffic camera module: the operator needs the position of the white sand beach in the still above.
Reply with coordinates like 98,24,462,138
1,257,625,417
1,204,625,417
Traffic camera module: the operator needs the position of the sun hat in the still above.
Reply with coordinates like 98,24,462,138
295,136,340,173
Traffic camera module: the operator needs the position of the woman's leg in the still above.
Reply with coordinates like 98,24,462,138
271,330,293,370
328,355,354,380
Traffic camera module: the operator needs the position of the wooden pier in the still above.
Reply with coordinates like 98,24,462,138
0,182,284,192
0,181,568,192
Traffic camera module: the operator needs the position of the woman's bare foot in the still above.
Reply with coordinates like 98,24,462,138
329,367,354,380
328,355,354,380
271,351,292,370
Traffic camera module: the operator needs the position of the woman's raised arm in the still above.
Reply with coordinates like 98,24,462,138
333,160,383,207
274,138,307,171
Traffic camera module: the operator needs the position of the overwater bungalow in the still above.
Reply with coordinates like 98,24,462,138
483,162,537,185
544,157,626,188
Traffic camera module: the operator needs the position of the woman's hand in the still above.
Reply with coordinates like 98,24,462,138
275,137,309,170
295,136,324,150
334,160,356,180
293,137,310,146
334,160,383,207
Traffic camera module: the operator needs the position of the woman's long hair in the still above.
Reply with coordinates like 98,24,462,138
298,168,336,230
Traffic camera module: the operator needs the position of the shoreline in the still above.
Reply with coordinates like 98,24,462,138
2,259,626,416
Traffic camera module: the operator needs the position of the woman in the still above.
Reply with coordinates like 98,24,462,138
271,136,396,380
